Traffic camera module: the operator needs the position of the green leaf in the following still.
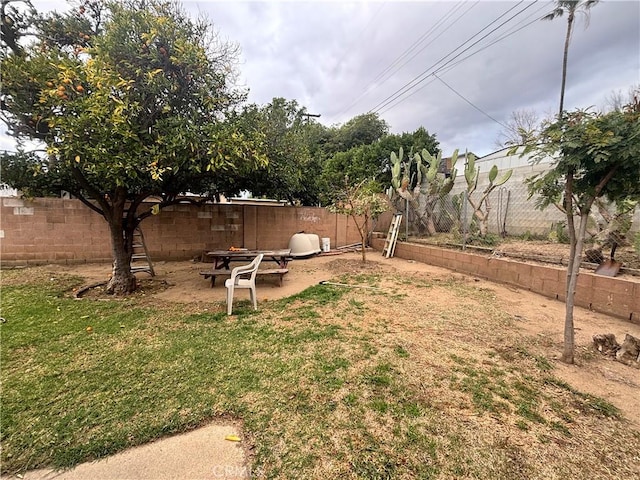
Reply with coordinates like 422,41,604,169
488,165,498,183
494,169,513,186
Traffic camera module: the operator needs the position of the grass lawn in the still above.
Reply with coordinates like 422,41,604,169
1,266,639,479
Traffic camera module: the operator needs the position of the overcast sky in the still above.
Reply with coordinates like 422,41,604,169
4,0,639,158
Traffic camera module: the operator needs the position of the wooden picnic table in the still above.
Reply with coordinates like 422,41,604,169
205,249,293,269
200,249,293,287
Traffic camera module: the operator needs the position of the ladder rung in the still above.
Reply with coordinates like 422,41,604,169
131,266,152,272
129,226,155,276
382,214,402,258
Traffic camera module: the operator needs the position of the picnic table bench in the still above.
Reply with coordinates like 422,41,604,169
199,268,289,287
200,249,292,287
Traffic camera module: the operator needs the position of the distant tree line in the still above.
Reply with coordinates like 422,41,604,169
238,102,440,206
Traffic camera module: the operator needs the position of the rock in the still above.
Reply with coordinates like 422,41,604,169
616,334,640,368
592,333,619,356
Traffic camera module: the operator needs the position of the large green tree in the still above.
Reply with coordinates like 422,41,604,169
325,112,389,154
523,97,640,364
543,0,599,116
239,98,318,204
1,0,266,294
321,126,439,203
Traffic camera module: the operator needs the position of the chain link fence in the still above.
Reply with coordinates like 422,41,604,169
376,149,640,271
386,174,640,250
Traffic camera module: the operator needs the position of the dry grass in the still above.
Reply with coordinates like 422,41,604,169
2,260,639,479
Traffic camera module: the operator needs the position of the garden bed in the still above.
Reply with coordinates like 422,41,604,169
409,235,640,277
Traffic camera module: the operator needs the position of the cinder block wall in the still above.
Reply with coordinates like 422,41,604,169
1,198,113,264
371,237,640,323
0,198,362,265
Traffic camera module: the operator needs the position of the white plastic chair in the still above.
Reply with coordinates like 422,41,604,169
225,254,264,315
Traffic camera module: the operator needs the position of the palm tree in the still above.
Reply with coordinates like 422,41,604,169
543,0,599,116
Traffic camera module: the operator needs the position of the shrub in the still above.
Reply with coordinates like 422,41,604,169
548,222,570,244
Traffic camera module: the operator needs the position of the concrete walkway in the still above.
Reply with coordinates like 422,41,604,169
3,423,252,480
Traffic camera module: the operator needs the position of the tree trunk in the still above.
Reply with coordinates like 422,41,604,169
482,195,492,237
478,212,489,236
559,11,574,116
419,196,438,236
466,194,489,237
409,198,430,235
105,197,137,295
106,221,137,294
361,214,369,262
473,209,487,236
395,189,430,235
350,211,368,263
562,210,589,363
562,170,577,363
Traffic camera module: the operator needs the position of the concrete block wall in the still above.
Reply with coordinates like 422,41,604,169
142,203,246,261
1,198,113,264
371,237,640,323
0,198,362,265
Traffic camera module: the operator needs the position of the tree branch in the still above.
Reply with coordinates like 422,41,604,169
135,194,214,223
70,191,104,216
594,165,619,197
69,166,108,216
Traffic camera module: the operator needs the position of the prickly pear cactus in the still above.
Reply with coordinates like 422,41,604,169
464,153,478,191
420,149,458,197
390,148,403,190
463,152,513,236
388,147,459,236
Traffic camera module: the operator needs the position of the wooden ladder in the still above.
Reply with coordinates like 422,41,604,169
130,227,155,276
382,213,402,258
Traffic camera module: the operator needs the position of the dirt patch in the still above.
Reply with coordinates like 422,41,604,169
411,236,640,277
75,278,173,299
18,250,640,425
497,239,640,271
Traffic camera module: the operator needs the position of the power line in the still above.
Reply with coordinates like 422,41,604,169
334,0,474,119
433,1,552,76
369,1,533,115
370,1,474,87
377,1,551,116
434,73,508,128
371,1,538,115
377,76,439,117
335,1,467,119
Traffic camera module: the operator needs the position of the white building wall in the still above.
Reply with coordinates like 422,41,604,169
445,147,639,237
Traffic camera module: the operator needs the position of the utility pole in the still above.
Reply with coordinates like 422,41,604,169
301,113,321,124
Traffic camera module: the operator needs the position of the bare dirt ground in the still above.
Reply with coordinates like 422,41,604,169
48,250,640,425
497,239,640,271
410,236,640,276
